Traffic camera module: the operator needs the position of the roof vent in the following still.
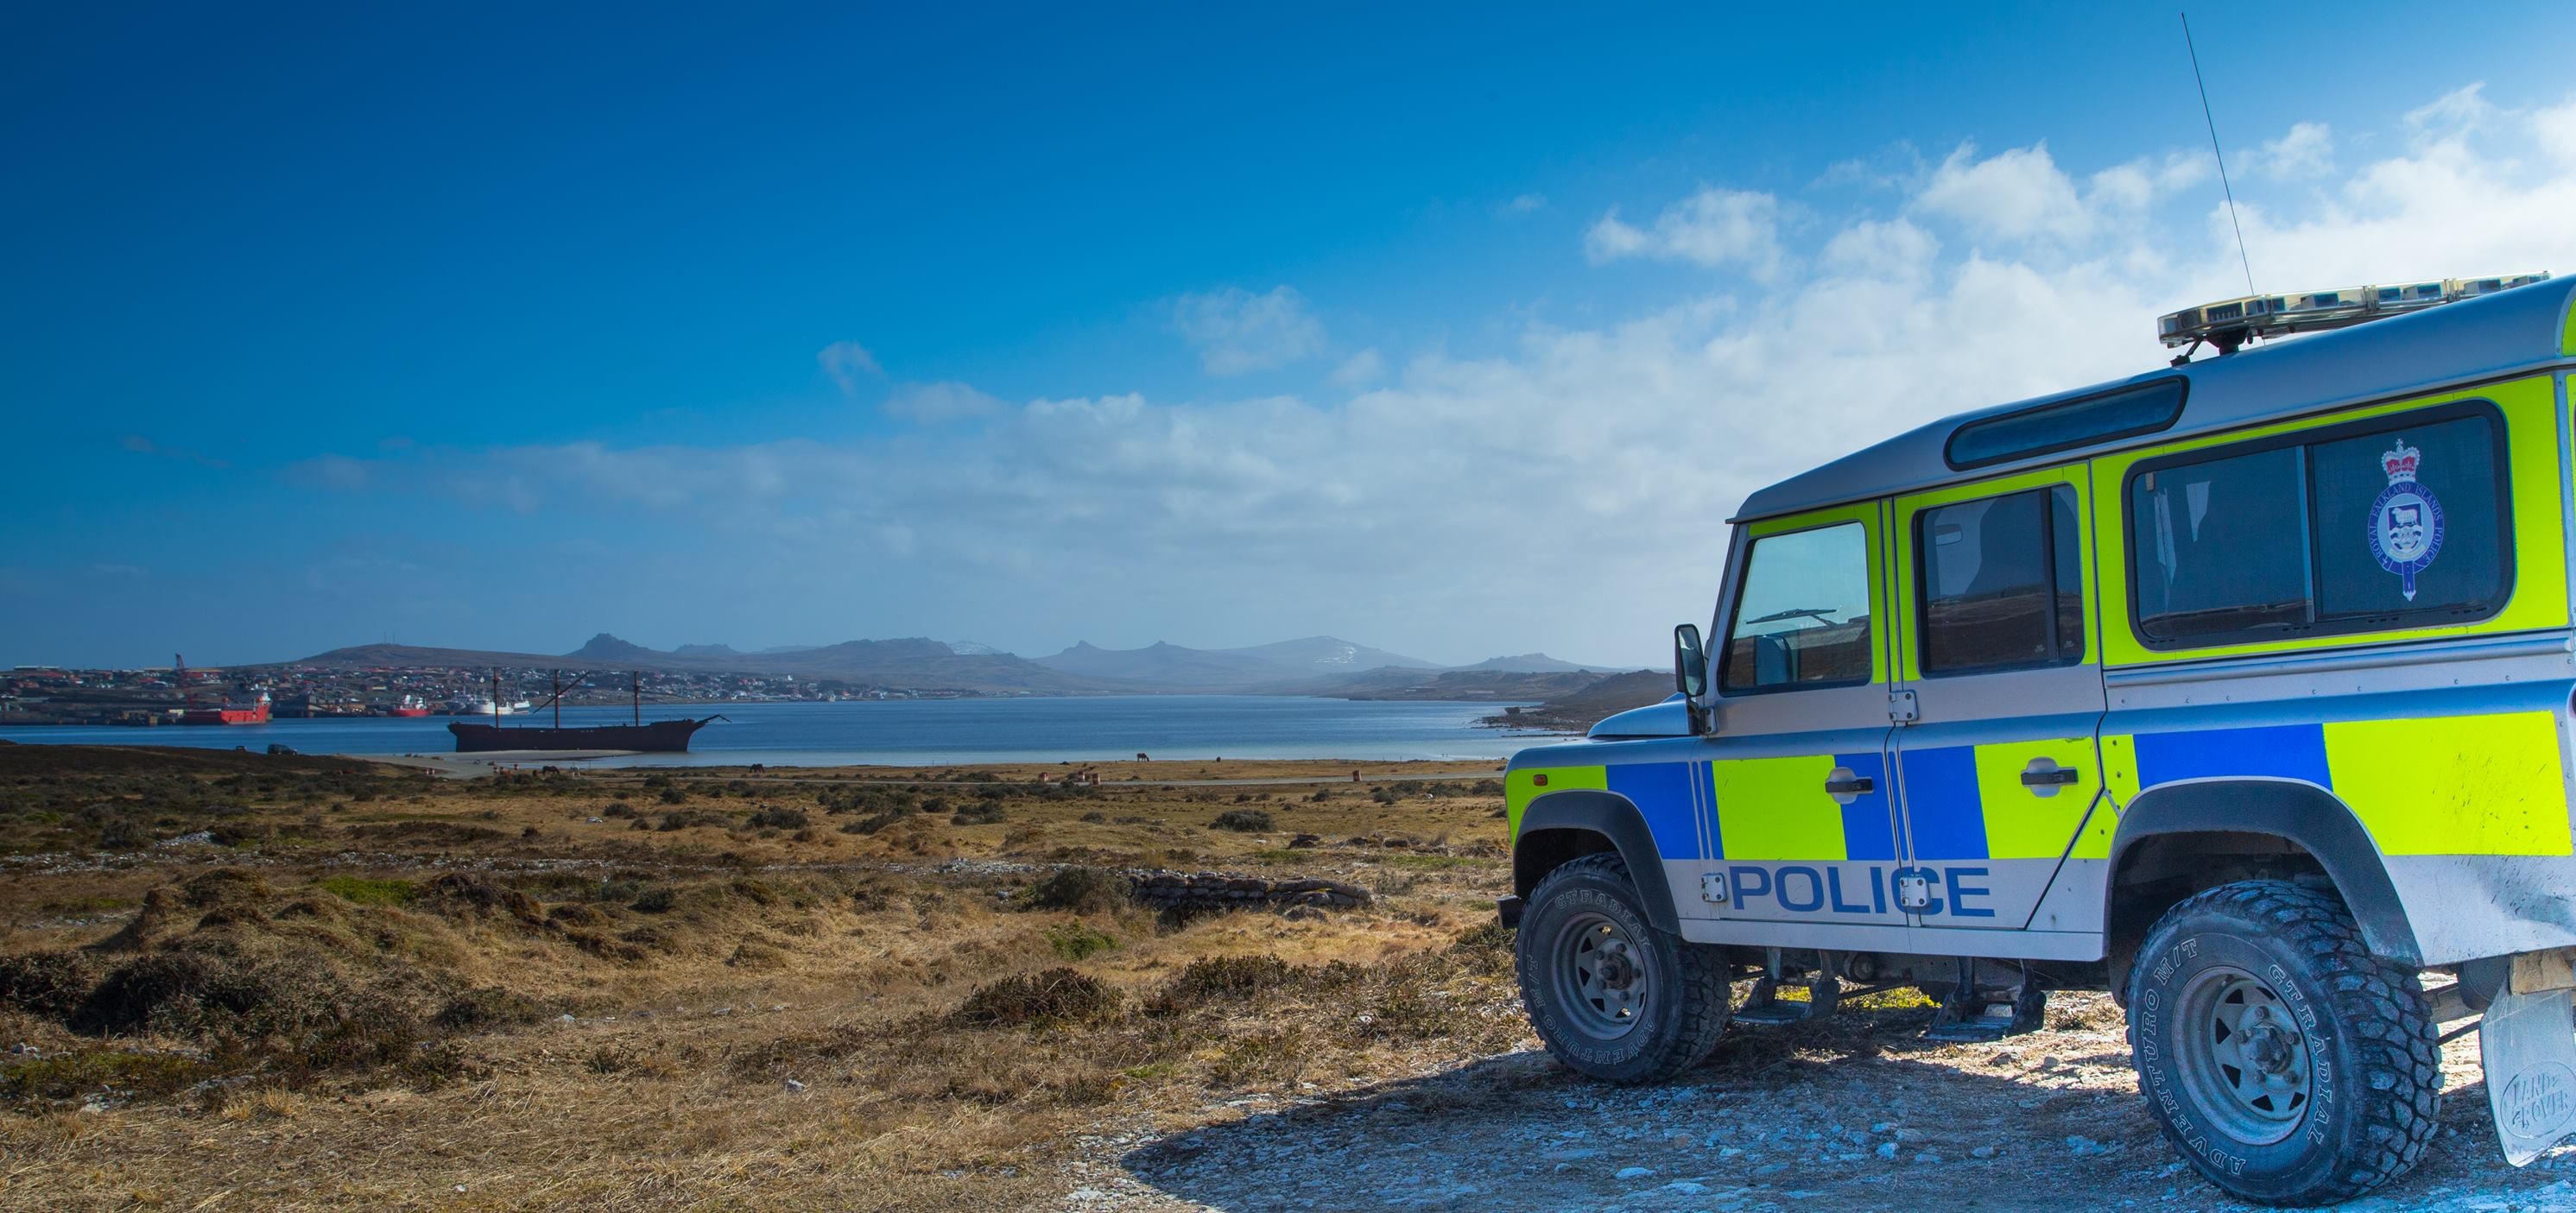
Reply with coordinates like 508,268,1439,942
2159,272,2551,359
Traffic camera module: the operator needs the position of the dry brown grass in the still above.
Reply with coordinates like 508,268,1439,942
0,749,1522,1210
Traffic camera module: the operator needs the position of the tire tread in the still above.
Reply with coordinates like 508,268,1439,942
1521,853,1729,1083
2126,879,2440,1206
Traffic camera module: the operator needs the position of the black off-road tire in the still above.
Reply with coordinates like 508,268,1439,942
2126,880,2440,1206
1515,853,1728,1084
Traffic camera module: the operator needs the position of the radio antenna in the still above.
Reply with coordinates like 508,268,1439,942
2182,12,2256,297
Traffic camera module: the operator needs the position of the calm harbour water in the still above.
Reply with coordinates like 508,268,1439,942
0,696,1555,768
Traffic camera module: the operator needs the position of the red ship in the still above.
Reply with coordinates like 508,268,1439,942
172,654,273,725
388,695,432,717
180,690,271,725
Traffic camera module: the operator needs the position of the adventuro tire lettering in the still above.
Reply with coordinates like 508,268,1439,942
1515,853,1729,1085
2124,880,2438,1204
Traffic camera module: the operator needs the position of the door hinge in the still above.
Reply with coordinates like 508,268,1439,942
1700,872,1730,904
1895,872,1932,911
1887,689,1919,723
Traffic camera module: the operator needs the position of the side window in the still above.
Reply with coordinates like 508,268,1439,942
2128,405,2510,648
1917,484,2085,673
1720,521,1874,692
2131,448,2310,641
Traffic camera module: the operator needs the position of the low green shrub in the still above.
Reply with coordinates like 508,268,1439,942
1,1049,218,1102
1162,954,1293,1001
433,986,547,1030
315,875,418,907
951,968,1120,1027
1024,866,1130,914
0,951,101,1019
1043,920,1119,962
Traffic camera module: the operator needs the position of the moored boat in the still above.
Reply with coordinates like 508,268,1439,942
447,716,713,753
449,669,715,753
180,690,269,725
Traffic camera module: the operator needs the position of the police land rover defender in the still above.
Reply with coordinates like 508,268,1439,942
1499,272,2576,1204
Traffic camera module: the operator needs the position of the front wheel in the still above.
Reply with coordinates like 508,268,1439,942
1515,853,1728,1084
2126,880,2440,1205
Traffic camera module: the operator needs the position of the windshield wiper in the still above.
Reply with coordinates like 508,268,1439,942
1744,607,1840,626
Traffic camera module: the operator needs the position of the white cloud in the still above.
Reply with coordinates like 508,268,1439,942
2539,98,2576,166
1912,142,2220,250
2249,122,2334,180
1584,187,1787,281
884,381,1007,424
297,85,2576,665
817,340,882,397
1915,142,2093,244
1329,349,1385,387
2090,151,2212,212
1171,285,1327,375
1820,218,1938,277
1583,212,1649,261
1500,193,1547,215
2405,83,2497,143
1811,142,1926,193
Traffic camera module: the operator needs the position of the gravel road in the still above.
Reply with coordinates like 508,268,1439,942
1063,994,2576,1212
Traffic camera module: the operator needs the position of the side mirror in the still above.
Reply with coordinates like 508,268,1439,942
1674,624,1712,736
1673,623,1709,698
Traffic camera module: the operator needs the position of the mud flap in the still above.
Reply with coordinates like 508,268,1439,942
2479,985,2576,1166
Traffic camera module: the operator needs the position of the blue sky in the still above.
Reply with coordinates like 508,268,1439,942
9,3,2576,667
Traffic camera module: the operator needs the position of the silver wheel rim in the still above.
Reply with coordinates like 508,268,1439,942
1546,910,1651,1041
2174,965,2313,1145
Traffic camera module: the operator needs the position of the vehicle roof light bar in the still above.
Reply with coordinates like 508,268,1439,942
2158,272,2552,357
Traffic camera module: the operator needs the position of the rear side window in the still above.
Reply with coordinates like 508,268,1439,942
1721,522,1874,692
1946,378,2187,470
2130,448,2310,641
2128,403,2511,648
1916,485,2085,673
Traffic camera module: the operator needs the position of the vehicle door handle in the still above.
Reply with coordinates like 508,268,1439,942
1824,775,1876,796
2020,766,2082,787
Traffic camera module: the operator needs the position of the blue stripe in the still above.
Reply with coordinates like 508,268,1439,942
1833,750,1898,861
1607,761,1703,861
1899,745,1989,861
2134,723,2332,790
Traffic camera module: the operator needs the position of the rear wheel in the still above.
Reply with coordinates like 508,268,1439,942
2126,880,2439,1205
1515,853,1727,1083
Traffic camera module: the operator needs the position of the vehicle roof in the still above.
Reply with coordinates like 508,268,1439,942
1734,275,2576,522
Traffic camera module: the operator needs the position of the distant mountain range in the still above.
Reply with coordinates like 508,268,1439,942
282,632,1638,699
1032,636,1441,688
294,635,1114,694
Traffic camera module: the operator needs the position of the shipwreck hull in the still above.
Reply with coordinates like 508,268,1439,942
447,717,713,754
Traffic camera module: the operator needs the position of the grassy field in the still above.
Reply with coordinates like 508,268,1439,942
0,745,1530,1210
12,745,2564,1211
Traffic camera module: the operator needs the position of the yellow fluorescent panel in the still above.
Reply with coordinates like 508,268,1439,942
2326,712,2574,856
1712,754,1846,862
2067,795,2118,860
1505,765,1606,837
2098,734,2142,807
1971,737,2101,860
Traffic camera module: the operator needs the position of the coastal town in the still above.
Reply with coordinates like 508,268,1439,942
0,664,931,728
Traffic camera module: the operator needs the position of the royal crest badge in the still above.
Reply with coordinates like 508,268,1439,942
2367,439,2445,601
